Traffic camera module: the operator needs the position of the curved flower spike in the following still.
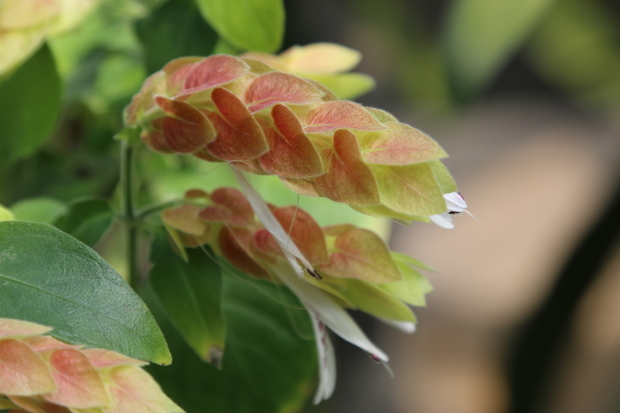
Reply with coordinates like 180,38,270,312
126,44,464,227
0,318,182,413
162,187,435,402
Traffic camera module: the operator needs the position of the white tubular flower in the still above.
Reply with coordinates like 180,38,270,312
430,192,469,229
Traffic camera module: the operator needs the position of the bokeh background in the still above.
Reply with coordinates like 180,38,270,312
290,1,620,413
1,0,619,412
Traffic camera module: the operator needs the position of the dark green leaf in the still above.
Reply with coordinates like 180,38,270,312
0,221,171,365
10,197,66,224
149,236,225,366
0,44,61,166
52,198,115,247
147,264,316,412
195,0,285,52
137,0,218,73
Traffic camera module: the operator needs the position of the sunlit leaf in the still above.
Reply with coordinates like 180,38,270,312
10,197,66,224
195,0,284,52
0,205,15,222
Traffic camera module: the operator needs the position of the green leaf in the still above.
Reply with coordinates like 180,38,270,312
0,205,15,222
10,197,66,224
52,198,114,247
212,37,244,55
0,221,171,365
137,0,218,74
0,44,61,166
443,0,556,98
147,266,317,412
149,236,225,366
195,0,285,52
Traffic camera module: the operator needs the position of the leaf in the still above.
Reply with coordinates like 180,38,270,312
136,0,218,74
0,44,61,166
443,0,556,98
52,198,114,248
195,0,285,52
149,237,225,367
146,266,317,413
10,197,66,224
0,221,170,365
0,205,14,222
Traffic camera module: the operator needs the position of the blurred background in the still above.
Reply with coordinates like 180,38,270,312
1,0,619,412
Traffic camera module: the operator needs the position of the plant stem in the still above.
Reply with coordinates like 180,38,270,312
120,140,140,291
137,199,183,220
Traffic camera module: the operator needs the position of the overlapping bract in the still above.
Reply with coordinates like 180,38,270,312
163,187,432,335
0,318,182,413
125,44,459,223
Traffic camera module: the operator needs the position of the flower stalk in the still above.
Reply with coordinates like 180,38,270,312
120,140,139,290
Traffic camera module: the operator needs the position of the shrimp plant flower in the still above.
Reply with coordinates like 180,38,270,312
162,187,433,403
124,42,468,404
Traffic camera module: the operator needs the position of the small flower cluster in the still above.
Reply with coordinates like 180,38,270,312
125,44,460,223
162,187,433,403
0,318,182,413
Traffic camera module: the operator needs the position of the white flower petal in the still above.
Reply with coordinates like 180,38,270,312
430,213,455,229
272,262,388,362
378,318,417,333
431,192,469,229
444,191,467,211
232,168,313,276
310,311,337,404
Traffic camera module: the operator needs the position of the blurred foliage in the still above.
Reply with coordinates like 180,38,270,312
442,0,557,100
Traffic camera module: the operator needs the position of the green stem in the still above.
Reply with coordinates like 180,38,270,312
120,140,140,291
137,199,183,220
